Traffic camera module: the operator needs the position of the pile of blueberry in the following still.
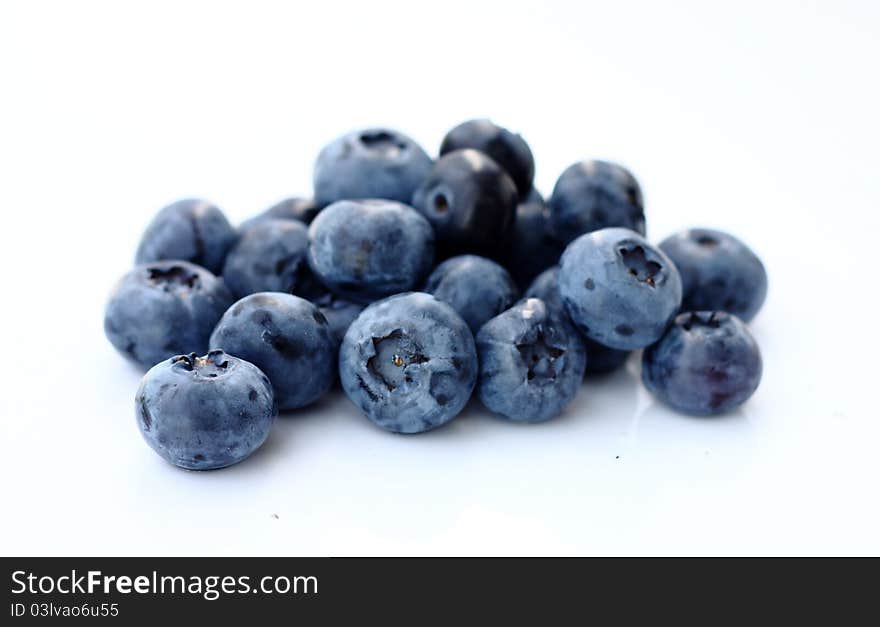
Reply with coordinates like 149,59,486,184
104,120,767,470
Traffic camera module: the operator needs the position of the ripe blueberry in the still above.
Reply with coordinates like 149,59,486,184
476,298,586,422
209,292,336,411
411,149,518,258
135,198,236,274
558,228,682,350
308,199,434,304
549,160,645,244
313,128,432,206
439,119,535,198
642,311,762,415
339,293,477,434
136,350,276,470
659,228,767,322
105,260,233,369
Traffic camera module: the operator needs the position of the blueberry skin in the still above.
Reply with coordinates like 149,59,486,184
136,350,276,470
307,199,435,304
659,228,768,322
523,265,565,310
582,340,631,374
135,199,237,274
476,298,586,423
239,197,321,231
222,219,324,300
105,261,234,369
209,293,336,410
524,266,630,374
559,228,682,350
642,311,762,415
411,149,518,258
313,128,433,206
312,292,365,350
505,189,565,287
548,161,645,245
423,255,519,334
339,292,478,434
522,187,543,204
439,119,535,198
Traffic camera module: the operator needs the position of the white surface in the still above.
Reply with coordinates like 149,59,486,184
1,0,878,556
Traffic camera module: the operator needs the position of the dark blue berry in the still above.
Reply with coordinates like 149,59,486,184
411,149,518,258
423,255,519,333
549,160,645,244
338,293,477,434
313,128,432,206
308,199,434,304
559,228,681,350
239,197,321,231
312,292,365,351
105,261,234,369
439,119,535,198
222,219,324,300
505,189,565,287
135,198,236,274
642,311,762,415
136,350,276,470
476,298,586,422
659,228,767,322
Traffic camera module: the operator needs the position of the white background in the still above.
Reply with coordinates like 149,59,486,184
1,0,878,556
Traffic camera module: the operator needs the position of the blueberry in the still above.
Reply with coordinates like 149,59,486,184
522,187,544,204
642,311,762,415
439,119,535,198
505,189,565,287
135,198,237,274
209,292,336,410
548,160,645,244
222,219,324,300
313,128,433,206
238,197,321,231
582,341,631,374
338,292,477,434
423,255,519,334
522,265,565,310
105,261,234,369
559,228,682,350
659,228,768,322
524,266,630,374
307,199,434,304
476,298,586,422
312,292,365,350
136,350,276,470
411,149,518,258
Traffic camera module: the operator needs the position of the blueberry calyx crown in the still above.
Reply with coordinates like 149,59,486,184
695,233,719,248
147,265,200,290
516,329,565,382
172,350,231,377
432,191,450,213
367,329,430,392
618,244,663,287
359,130,407,156
679,311,726,331
274,255,310,294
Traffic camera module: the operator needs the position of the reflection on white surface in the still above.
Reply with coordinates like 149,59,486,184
109,358,764,555
631,402,755,467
